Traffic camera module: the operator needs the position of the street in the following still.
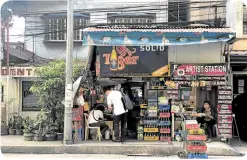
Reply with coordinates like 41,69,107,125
2,154,246,159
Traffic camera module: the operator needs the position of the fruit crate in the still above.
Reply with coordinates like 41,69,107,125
159,112,171,118
187,153,208,159
187,135,207,141
186,124,200,130
144,136,159,141
160,136,171,141
144,128,159,133
186,145,207,152
160,128,171,133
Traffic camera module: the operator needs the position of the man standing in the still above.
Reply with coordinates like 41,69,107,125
105,87,126,142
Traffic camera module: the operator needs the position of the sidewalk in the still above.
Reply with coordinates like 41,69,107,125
0,136,245,156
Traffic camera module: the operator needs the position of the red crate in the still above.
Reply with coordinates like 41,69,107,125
160,128,171,133
160,136,171,142
186,145,207,152
159,112,171,118
187,135,207,141
186,124,200,130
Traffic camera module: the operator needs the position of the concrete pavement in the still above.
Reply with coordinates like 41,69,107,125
0,136,245,156
2,154,247,159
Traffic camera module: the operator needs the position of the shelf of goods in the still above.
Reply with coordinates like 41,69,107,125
178,123,208,159
138,87,171,142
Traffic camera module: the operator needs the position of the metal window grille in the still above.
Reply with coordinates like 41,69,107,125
22,81,40,111
244,5,247,35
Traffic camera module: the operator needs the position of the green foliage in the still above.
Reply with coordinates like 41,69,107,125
14,116,23,129
34,108,48,136
23,117,34,134
30,59,86,133
8,118,15,129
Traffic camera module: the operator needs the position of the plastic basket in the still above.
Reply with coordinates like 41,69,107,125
186,145,207,152
160,128,171,133
187,135,207,141
159,112,171,118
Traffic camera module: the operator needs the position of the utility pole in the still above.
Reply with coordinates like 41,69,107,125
63,0,74,145
6,18,9,74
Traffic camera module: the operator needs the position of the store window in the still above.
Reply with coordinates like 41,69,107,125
44,14,89,41
107,13,156,27
22,81,40,111
168,1,188,22
244,5,247,35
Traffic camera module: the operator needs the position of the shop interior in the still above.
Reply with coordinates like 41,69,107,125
82,77,228,142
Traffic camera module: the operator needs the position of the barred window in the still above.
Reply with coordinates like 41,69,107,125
44,15,89,41
22,81,40,111
107,13,156,27
1,86,4,102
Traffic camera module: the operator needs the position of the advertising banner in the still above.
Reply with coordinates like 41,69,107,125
97,46,169,77
170,63,228,79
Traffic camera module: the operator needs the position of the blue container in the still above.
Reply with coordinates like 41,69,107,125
143,120,159,125
188,153,208,159
159,105,170,110
159,121,171,126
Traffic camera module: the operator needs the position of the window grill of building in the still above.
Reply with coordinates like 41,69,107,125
244,5,247,35
168,0,188,22
107,13,156,27
44,14,89,42
22,81,40,111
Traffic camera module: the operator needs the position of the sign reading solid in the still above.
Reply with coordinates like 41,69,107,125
98,46,169,77
170,63,227,77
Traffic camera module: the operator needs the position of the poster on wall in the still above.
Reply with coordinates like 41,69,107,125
170,63,228,80
22,81,41,111
97,46,169,77
217,85,233,138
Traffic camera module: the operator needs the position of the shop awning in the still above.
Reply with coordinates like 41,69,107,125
82,27,235,46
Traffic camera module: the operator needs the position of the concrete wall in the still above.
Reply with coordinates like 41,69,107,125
169,42,225,63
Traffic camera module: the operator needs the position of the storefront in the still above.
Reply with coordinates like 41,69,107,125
80,26,235,142
0,66,40,124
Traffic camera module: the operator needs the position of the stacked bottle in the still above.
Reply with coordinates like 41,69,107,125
185,123,208,159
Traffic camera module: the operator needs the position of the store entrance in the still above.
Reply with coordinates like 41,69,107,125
121,82,145,140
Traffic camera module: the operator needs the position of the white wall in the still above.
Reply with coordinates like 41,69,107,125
23,0,168,59
169,42,225,63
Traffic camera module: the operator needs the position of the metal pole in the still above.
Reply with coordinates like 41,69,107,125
6,18,9,74
63,0,74,145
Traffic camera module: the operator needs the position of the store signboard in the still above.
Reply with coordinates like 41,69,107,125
170,63,228,78
97,46,168,77
217,85,233,138
0,67,37,77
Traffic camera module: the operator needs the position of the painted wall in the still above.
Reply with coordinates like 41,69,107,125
168,42,225,63
23,0,168,59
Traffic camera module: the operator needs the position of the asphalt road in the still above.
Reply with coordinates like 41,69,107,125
2,154,246,159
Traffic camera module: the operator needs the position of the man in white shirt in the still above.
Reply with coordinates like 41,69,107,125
88,105,109,138
105,88,127,142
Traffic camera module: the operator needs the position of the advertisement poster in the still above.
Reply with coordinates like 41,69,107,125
170,63,228,79
97,46,169,77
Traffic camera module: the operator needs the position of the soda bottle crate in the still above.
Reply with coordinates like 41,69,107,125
188,129,205,135
160,136,171,142
186,145,207,152
187,153,208,159
159,121,171,126
159,112,171,118
187,135,207,141
144,136,159,141
143,120,159,125
186,124,200,130
158,105,170,110
160,128,171,133
144,128,159,133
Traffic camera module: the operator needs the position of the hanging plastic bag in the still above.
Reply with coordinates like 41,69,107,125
76,95,85,106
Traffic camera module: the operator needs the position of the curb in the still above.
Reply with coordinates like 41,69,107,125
1,144,244,156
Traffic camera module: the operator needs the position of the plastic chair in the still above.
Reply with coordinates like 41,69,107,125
84,113,101,141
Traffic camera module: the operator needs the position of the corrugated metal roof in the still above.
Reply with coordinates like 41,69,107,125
83,27,234,33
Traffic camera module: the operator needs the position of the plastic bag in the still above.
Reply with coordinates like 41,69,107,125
76,95,85,106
